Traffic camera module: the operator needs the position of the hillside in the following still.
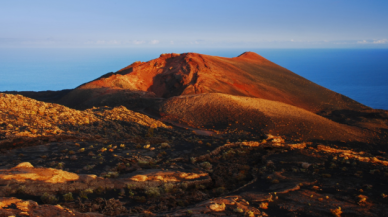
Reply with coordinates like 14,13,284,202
158,93,370,142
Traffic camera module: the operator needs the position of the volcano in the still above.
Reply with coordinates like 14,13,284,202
58,52,367,113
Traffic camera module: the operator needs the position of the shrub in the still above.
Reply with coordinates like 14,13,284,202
104,171,119,178
16,185,26,194
138,160,149,166
79,188,93,199
163,183,174,193
41,192,58,204
56,162,65,169
126,184,135,190
95,186,104,194
63,192,74,202
200,161,212,170
145,187,160,197
181,182,188,190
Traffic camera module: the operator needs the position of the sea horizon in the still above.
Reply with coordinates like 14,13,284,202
1,47,387,110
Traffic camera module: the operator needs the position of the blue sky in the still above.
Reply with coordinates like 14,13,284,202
1,0,387,48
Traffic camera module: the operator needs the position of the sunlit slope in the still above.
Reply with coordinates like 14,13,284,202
158,93,369,142
0,94,167,146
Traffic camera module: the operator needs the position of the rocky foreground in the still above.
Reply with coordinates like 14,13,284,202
1,93,388,217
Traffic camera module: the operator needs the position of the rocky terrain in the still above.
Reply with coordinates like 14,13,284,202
1,52,388,216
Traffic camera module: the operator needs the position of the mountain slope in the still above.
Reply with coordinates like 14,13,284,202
158,93,370,142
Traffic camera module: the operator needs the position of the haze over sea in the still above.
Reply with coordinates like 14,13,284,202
0,48,387,110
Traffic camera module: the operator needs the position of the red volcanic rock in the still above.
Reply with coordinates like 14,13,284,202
60,52,366,113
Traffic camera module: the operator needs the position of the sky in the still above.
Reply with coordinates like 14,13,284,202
0,0,387,48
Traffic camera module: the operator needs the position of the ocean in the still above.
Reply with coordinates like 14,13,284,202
0,48,387,110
